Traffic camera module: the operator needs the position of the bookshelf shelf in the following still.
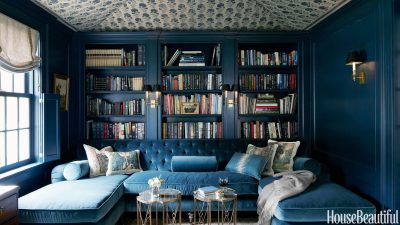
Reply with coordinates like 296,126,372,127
240,90,295,94
238,114,296,120
86,91,145,95
162,66,222,72
86,66,146,71
162,114,222,118
87,115,145,118
162,90,222,94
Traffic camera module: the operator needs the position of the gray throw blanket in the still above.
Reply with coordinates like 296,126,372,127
257,170,316,225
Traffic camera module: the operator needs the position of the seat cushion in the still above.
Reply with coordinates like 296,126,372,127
271,181,376,222
19,175,128,224
124,171,259,196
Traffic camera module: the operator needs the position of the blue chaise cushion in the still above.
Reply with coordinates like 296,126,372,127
19,175,128,224
171,156,218,172
124,170,259,196
293,157,321,176
225,152,267,180
63,160,90,181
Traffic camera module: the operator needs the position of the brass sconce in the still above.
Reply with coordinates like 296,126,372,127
222,84,233,107
346,50,366,84
231,84,239,105
144,85,152,105
152,85,161,108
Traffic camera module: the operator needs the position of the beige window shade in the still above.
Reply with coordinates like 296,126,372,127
0,13,41,73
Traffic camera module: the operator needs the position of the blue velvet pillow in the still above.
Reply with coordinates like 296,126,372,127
63,160,90,181
171,156,218,172
293,157,321,176
225,152,268,180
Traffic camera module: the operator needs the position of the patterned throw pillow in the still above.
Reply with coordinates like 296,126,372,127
105,150,142,176
269,140,300,173
246,144,278,176
83,144,113,177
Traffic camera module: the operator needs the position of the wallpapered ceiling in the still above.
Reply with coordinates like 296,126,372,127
32,0,349,31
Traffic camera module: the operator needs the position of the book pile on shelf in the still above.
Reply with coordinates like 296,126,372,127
87,121,145,140
239,93,297,114
163,94,222,115
162,122,223,139
241,121,298,139
87,97,145,116
86,74,144,91
239,73,296,91
196,186,219,198
238,49,297,66
162,73,222,91
255,94,279,114
163,45,221,66
85,46,145,67
179,51,205,66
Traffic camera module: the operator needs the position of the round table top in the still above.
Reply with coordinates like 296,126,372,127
194,188,237,203
137,188,181,204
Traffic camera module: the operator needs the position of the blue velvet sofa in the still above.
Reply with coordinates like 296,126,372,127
18,140,375,225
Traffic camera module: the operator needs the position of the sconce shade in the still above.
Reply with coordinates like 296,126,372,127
231,84,239,92
143,85,152,92
345,51,364,65
153,84,162,92
222,84,230,91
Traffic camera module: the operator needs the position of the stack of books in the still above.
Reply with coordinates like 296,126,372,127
163,94,222,115
279,93,297,114
85,46,146,67
179,51,205,66
255,94,279,114
196,186,219,198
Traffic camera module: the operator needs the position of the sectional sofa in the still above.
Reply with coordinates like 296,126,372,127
18,140,375,225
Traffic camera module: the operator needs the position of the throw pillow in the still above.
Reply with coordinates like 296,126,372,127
171,156,218,172
63,160,90,181
105,150,142,176
269,140,300,173
83,144,113,177
246,144,278,176
225,152,268,180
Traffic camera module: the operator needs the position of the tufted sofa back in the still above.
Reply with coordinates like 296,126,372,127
79,139,305,171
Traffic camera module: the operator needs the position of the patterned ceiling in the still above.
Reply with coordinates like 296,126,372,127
32,0,350,32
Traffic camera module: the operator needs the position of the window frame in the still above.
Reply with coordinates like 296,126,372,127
0,70,35,173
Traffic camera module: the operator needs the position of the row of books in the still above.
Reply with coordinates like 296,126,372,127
162,73,222,91
87,121,145,140
239,73,296,91
239,93,296,114
238,50,298,66
163,94,222,115
86,74,144,91
162,122,223,139
85,46,146,67
241,121,298,139
87,97,145,116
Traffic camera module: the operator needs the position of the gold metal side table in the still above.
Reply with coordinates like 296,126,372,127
136,188,182,225
193,190,237,225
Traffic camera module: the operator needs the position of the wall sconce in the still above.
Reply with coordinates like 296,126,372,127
152,84,161,108
222,84,233,107
346,50,366,84
144,85,152,105
231,84,239,105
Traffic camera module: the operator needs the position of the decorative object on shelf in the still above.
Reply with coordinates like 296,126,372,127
54,74,70,112
346,50,366,84
144,85,152,105
181,102,200,114
148,176,164,198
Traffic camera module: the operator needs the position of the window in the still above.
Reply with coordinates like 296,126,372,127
0,67,34,172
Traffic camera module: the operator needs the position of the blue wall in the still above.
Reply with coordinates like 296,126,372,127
310,0,395,210
0,0,74,195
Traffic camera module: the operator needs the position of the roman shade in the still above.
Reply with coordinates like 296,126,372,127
0,13,41,72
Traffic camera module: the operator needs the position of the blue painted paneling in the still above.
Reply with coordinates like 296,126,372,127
311,0,394,210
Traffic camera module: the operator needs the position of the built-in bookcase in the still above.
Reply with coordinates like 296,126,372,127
161,43,223,139
84,44,147,140
237,43,299,140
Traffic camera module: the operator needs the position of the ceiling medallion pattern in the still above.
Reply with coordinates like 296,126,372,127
34,0,348,31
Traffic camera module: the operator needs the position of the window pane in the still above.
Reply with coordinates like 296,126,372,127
14,73,25,93
19,129,29,161
0,132,4,167
6,97,18,130
0,70,13,92
0,97,4,131
19,97,30,128
6,130,18,165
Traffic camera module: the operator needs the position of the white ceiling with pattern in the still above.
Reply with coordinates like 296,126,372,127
32,0,350,32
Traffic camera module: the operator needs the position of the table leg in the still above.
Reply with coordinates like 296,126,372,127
207,202,211,225
194,196,197,225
